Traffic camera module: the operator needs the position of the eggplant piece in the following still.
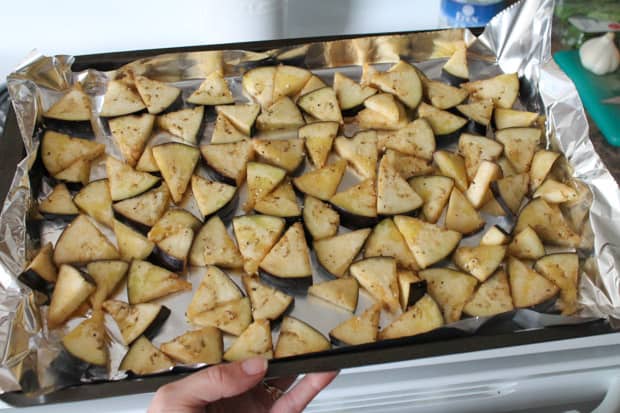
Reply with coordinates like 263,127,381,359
397,269,426,311
495,128,542,173
114,220,155,261
223,320,273,361
458,133,504,181
441,46,469,85
106,156,159,202
242,275,293,322
480,225,510,246
463,270,514,317
507,226,544,260
529,150,560,191
190,216,243,268
53,215,119,265
246,162,287,209
382,149,433,180
370,60,423,109
299,121,339,168
492,172,529,215
408,175,454,224
38,183,79,221
253,138,305,173
364,93,400,122
330,178,378,229
273,65,312,101
191,175,237,219
102,300,170,345
73,179,114,227
259,222,313,293
356,101,408,131
515,198,581,247
377,156,423,216
419,268,478,323
254,179,301,219
296,75,326,100
200,139,255,186
134,75,182,114
303,196,339,241
157,106,204,144
20,243,57,292
313,228,371,278
191,297,252,336
364,218,419,270
135,146,160,173
160,326,223,365
41,130,105,176
186,266,243,321
112,184,170,233
298,87,343,123
216,103,261,136
456,99,493,135
52,158,91,189
350,257,400,313
127,260,192,304
147,209,202,243
465,161,501,209
292,159,346,201
274,316,330,358
242,66,276,108
329,303,381,346
256,97,305,131
494,108,538,129
433,150,468,192
120,336,174,376
497,156,518,178
333,72,376,115
44,87,91,122
393,216,462,269
417,102,466,141
61,311,108,367
87,260,129,309
453,245,506,282
152,227,194,272
48,265,96,328
211,114,247,144
152,142,200,204
508,257,559,308
424,80,468,109
187,72,234,106
334,130,378,180
108,113,155,167
379,294,444,340
480,190,507,217
533,179,577,203
233,215,286,275
100,80,146,118
445,188,485,235
534,253,579,315
308,277,358,312
461,73,519,109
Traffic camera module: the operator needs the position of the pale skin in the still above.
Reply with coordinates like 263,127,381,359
148,357,338,413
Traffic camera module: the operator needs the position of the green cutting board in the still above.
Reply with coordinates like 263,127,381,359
554,50,620,146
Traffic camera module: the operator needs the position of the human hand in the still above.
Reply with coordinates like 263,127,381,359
148,357,338,413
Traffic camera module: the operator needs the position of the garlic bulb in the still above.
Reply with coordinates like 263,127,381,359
579,32,620,76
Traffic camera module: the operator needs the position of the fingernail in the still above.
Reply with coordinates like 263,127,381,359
241,357,267,375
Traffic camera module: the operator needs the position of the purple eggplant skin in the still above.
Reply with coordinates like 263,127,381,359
406,280,428,309
19,269,54,295
39,211,79,222
259,270,313,295
465,120,488,136
150,246,186,273
340,104,366,118
205,165,237,187
112,210,153,235
441,69,468,87
140,306,171,344
211,191,240,224
331,205,379,230
433,126,465,148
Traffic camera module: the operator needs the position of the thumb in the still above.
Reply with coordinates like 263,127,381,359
149,357,268,412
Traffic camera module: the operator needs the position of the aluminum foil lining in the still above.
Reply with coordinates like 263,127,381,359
1,0,618,398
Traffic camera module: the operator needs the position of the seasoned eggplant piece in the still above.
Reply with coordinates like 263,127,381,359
480,190,507,217
242,276,293,321
494,108,538,129
256,97,305,131
293,159,347,201
495,127,541,173
216,103,261,136
191,175,237,219
453,245,506,282
147,209,202,243
112,184,170,233
53,158,91,188
211,114,247,144
370,60,423,109
44,87,91,121
253,139,305,173
364,218,419,270
157,106,204,144
160,327,223,365
329,303,381,346
377,156,423,215
297,75,327,99
313,228,371,278
529,150,560,191
445,188,485,235
463,270,514,317
20,243,57,292
308,278,359,312
492,173,529,215
187,72,234,106
191,297,252,336
303,196,339,241
408,175,454,224
534,253,579,315
379,294,444,340
330,179,378,228
73,179,114,227
187,266,243,321
135,146,160,173
514,198,581,247
433,150,468,192
223,320,273,361
127,260,191,304
242,66,276,108
393,216,462,269
246,162,287,209
456,99,493,134
461,73,519,109
364,93,400,122
497,156,518,178
441,46,469,85
533,179,577,203
114,220,155,261
152,142,200,204
41,130,105,176
350,257,400,313
87,260,129,309
54,215,119,265
458,133,503,180
190,216,243,268
299,121,339,168
273,65,312,101
383,149,433,179
508,226,545,260
120,336,173,375
106,156,159,201
417,102,466,140
152,227,194,272
357,101,408,131
333,72,376,114
397,269,426,310
424,80,468,109
233,215,286,275
61,311,108,367
134,75,181,114
100,80,146,118
274,316,330,358
200,139,255,186
102,300,170,345
419,268,478,323
480,225,510,246
48,265,96,328
508,257,559,308
334,130,378,179
108,113,155,167
38,183,79,220
465,161,501,209
298,87,343,123
254,180,301,219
